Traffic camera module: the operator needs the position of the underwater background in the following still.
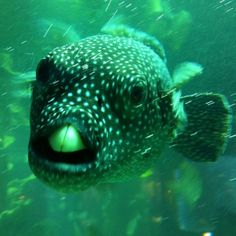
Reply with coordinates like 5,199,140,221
0,0,236,235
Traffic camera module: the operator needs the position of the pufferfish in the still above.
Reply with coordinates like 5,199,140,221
28,26,232,192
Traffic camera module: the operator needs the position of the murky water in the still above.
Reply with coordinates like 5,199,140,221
0,1,236,235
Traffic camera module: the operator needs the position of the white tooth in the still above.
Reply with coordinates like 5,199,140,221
49,125,86,152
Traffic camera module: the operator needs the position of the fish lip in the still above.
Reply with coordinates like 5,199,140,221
28,144,97,191
30,136,96,165
28,141,95,174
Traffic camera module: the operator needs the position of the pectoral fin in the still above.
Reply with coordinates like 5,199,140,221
171,93,232,161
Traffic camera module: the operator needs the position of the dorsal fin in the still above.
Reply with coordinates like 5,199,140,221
101,24,166,62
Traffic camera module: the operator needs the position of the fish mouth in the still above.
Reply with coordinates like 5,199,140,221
29,124,96,173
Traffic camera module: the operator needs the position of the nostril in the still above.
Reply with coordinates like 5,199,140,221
36,59,51,83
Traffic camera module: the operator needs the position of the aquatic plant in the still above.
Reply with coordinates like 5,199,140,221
0,175,35,219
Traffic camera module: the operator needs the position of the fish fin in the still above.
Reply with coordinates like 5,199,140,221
171,93,232,161
173,62,203,89
14,71,35,84
12,71,35,98
101,24,166,62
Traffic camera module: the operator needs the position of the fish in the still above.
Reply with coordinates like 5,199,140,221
199,155,236,215
174,156,236,233
28,25,232,192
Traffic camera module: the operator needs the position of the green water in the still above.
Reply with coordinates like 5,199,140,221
0,0,236,235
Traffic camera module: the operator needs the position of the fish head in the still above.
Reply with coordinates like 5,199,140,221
28,35,177,191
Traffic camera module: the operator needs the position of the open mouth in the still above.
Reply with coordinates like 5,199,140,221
30,124,96,166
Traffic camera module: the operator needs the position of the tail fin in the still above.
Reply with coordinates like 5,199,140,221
171,93,232,161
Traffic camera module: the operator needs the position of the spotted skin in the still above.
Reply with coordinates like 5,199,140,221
28,35,185,191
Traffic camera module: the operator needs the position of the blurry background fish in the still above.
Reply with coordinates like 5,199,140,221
172,155,236,234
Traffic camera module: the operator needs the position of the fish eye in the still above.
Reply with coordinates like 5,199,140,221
130,82,147,106
36,59,51,83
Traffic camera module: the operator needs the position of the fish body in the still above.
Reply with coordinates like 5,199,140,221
28,28,231,191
